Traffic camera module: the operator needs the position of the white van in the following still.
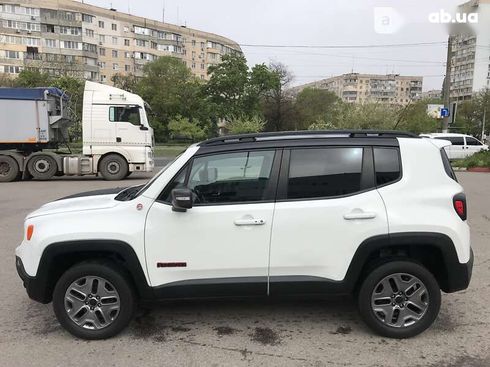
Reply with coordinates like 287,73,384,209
420,133,488,160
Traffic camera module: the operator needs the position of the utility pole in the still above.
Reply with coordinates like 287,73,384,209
442,36,453,133
483,107,487,141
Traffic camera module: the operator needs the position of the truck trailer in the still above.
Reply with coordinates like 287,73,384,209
0,81,154,182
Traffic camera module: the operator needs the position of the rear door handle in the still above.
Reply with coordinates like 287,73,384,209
343,211,377,220
234,218,266,226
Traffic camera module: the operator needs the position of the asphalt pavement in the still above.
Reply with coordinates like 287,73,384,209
0,172,489,367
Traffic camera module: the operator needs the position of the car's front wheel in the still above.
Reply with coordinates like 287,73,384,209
358,261,441,339
53,261,135,340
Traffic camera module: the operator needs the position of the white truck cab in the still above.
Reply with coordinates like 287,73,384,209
0,81,154,181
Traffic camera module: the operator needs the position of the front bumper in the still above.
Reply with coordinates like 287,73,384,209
16,256,50,304
445,248,474,293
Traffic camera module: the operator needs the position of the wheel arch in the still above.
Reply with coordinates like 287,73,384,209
95,151,130,173
345,232,469,294
29,240,153,304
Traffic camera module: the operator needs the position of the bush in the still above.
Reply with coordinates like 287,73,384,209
453,150,490,168
167,116,206,142
227,116,265,134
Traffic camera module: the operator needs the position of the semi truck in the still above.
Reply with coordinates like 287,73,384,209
0,81,154,182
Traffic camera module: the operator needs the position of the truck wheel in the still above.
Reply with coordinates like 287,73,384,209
0,155,20,182
53,261,135,340
358,261,441,339
27,155,58,180
99,154,128,181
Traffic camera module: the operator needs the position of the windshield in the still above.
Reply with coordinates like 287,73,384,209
115,154,182,201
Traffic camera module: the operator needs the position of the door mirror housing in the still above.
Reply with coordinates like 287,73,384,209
171,188,193,212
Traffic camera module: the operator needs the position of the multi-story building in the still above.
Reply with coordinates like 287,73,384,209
0,0,241,84
449,0,490,101
291,73,423,105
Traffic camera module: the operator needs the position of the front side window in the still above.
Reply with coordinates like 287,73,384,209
373,148,401,186
161,151,275,205
287,148,363,200
109,106,140,125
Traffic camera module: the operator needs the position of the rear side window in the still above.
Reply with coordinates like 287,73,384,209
373,148,401,186
440,149,457,181
287,147,363,199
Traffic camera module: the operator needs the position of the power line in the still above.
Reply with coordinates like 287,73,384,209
237,41,447,49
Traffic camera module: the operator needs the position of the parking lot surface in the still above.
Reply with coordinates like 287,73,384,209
1,172,489,367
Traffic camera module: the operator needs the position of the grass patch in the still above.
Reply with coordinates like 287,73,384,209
153,144,189,157
452,151,490,168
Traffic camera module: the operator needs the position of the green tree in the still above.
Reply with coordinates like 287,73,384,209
136,56,207,141
0,73,16,87
168,116,206,141
14,69,52,87
295,88,341,130
51,76,85,141
111,73,139,93
454,89,490,138
206,54,279,120
394,99,440,134
226,116,265,134
263,62,297,131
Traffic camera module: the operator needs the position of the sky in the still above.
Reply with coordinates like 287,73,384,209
81,0,468,91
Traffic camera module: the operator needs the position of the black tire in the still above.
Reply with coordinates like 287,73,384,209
53,261,135,340
99,154,129,181
27,154,58,180
358,260,441,339
0,155,20,182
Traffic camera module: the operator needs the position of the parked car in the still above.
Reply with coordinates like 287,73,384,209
15,130,473,340
420,133,488,160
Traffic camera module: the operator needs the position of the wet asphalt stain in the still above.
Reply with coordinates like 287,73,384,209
330,326,352,335
249,327,281,346
214,326,238,337
433,311,457,333
131,309,162,339
482,214,490,222
171,326,191,332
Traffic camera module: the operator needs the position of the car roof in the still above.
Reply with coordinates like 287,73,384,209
196,130,419,155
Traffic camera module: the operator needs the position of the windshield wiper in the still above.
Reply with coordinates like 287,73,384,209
114,185,145,201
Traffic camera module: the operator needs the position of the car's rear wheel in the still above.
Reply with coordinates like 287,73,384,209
358,261,441,339
53,261,135,340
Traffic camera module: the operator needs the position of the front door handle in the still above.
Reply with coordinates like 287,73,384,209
234,218,266,226
343,211,377,220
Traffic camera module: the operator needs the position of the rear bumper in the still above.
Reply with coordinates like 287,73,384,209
16,256,50,304
445,248,473,293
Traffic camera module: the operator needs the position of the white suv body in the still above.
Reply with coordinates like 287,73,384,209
15,131,473,339
420,133,488,160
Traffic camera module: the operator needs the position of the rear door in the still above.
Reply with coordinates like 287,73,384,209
444,137,465,159
268,146,389,294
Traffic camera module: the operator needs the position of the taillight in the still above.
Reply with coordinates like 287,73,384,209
453,193,467,221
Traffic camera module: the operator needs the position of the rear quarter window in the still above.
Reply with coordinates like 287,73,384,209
373,148,401,186
440,148,458,181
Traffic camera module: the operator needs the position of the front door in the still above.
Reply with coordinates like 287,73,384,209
145,149,279,297
465,136,485,157
109,105,146,145
269,146,389,294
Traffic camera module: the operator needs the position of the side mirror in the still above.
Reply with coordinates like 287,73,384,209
171,188,193,212
140,125,149,131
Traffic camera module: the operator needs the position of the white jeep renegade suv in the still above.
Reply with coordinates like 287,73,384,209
15,130,473,340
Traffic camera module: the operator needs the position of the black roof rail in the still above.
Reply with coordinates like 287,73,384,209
199,130,419,146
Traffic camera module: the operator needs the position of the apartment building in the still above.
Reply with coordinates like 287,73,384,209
449,0,490,100
0,0,242,83
292,73,423,105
